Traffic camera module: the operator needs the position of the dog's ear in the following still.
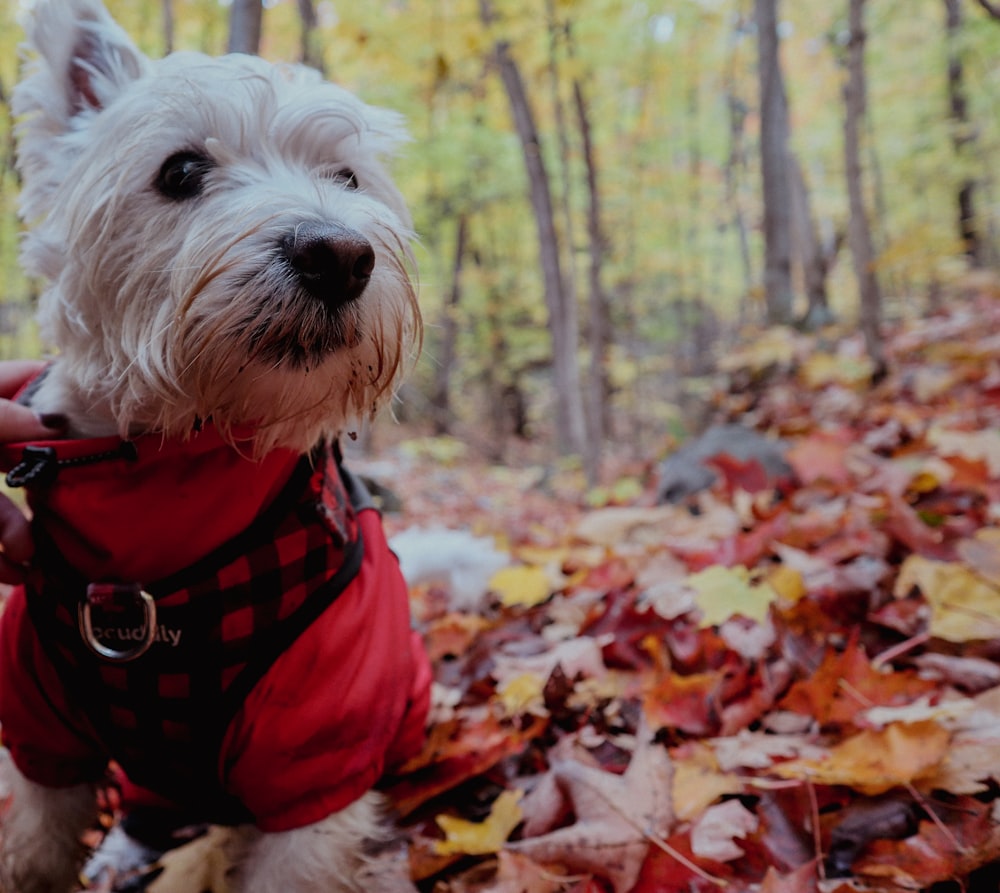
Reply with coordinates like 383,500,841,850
18,0,147,123
14,0,148,223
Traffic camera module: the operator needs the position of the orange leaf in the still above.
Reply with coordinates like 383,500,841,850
385,714,547,816
771,720,950,794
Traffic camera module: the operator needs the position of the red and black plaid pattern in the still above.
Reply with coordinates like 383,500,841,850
26,443,364,824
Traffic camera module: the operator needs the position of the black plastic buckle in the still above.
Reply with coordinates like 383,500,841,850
6,446,59,488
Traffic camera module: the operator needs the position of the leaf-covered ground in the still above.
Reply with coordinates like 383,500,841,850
83,279,1000,891
368,281,1000,892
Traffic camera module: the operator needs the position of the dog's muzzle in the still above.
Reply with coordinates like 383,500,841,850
281,223,374,308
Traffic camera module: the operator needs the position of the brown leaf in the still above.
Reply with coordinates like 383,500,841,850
510,728,674,893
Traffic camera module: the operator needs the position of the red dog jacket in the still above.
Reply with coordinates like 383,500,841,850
0,426,430,832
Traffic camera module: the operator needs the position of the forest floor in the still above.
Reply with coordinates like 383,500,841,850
362,278,1000,893
83,274,1000,890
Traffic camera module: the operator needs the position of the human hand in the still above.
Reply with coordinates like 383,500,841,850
0,360,68,582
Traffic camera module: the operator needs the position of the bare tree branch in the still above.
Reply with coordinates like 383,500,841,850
975,0,1000,19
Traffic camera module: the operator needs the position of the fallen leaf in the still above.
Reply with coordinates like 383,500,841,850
147,827,233,893
491,565,553,608
481,851,572,893
687,565,777,627
779,639,939,727
894,554,1000,641
387,713,548,816
689,799,759,861
711,729,827,772
785,431,853,486
671,743,744,821
573,506,678,548
771,720,951,794
759,861,819,893
766,565,807,602
436,789,524,856
496,673,547,717
927,427,1000,476
509,728,674,893
956,527,1000,587
642,669,723,736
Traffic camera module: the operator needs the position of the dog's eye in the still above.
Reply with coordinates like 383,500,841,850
322,168,359,190
155,152,213,200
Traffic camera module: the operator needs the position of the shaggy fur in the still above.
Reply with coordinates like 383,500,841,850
0,1,422,890
14,0,419,453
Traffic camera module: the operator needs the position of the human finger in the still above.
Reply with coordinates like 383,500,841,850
0,399,67,443
0,495,33,581
0,361,47,400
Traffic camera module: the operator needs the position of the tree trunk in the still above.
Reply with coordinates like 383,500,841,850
573,74,612,452
162,0,174,54
945,0,981,265
843,0,886,377
297,0,326,74
227,0,262,55
789,155,835,328
722,12,755,322
724,93,754,322
544,4,581,392
431,215,467,436
549,9,611,471
976,0,1000,19
754,0,795,325
479,0,589,468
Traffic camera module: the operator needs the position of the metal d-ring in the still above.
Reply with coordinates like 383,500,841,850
78,584,158,662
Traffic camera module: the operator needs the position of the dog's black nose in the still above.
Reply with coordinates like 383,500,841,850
282,224,375,307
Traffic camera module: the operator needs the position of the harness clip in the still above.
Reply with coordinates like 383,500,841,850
6,446,59,488
79,583,158,662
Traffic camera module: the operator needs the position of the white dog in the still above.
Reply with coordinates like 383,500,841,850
0,1,429,890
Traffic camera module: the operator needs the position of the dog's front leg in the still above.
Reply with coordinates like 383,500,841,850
0,750,98,893
233,791,417,893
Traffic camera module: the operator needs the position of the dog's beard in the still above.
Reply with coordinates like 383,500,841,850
239,277,367,369
186,223,413,372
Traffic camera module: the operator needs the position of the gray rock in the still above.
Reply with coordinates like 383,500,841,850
657,424,791,502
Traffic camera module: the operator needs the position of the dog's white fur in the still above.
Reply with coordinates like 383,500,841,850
1,0,422,890
14,0,419,454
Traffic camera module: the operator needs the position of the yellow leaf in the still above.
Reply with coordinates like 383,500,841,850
895,555,1000,642
491,565,552,608
800,352,874,389
767,565,806,603
688,565,776,627
515,545,569,567
148,827,234,893
908,457,955,494
717,327,800,374
672,744,743,822
498,673,546,716
434,790,524,856
771,721,950,795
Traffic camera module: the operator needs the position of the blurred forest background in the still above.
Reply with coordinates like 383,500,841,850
1,0,999,480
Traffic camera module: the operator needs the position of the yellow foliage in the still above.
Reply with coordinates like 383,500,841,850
687,566,777,627
672,744,743,822
435,790,524,856
771,721,950,795
894,555,1000,642
491,565,552,608
799,352,875,389
766,565,807,603
497,673,546,716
